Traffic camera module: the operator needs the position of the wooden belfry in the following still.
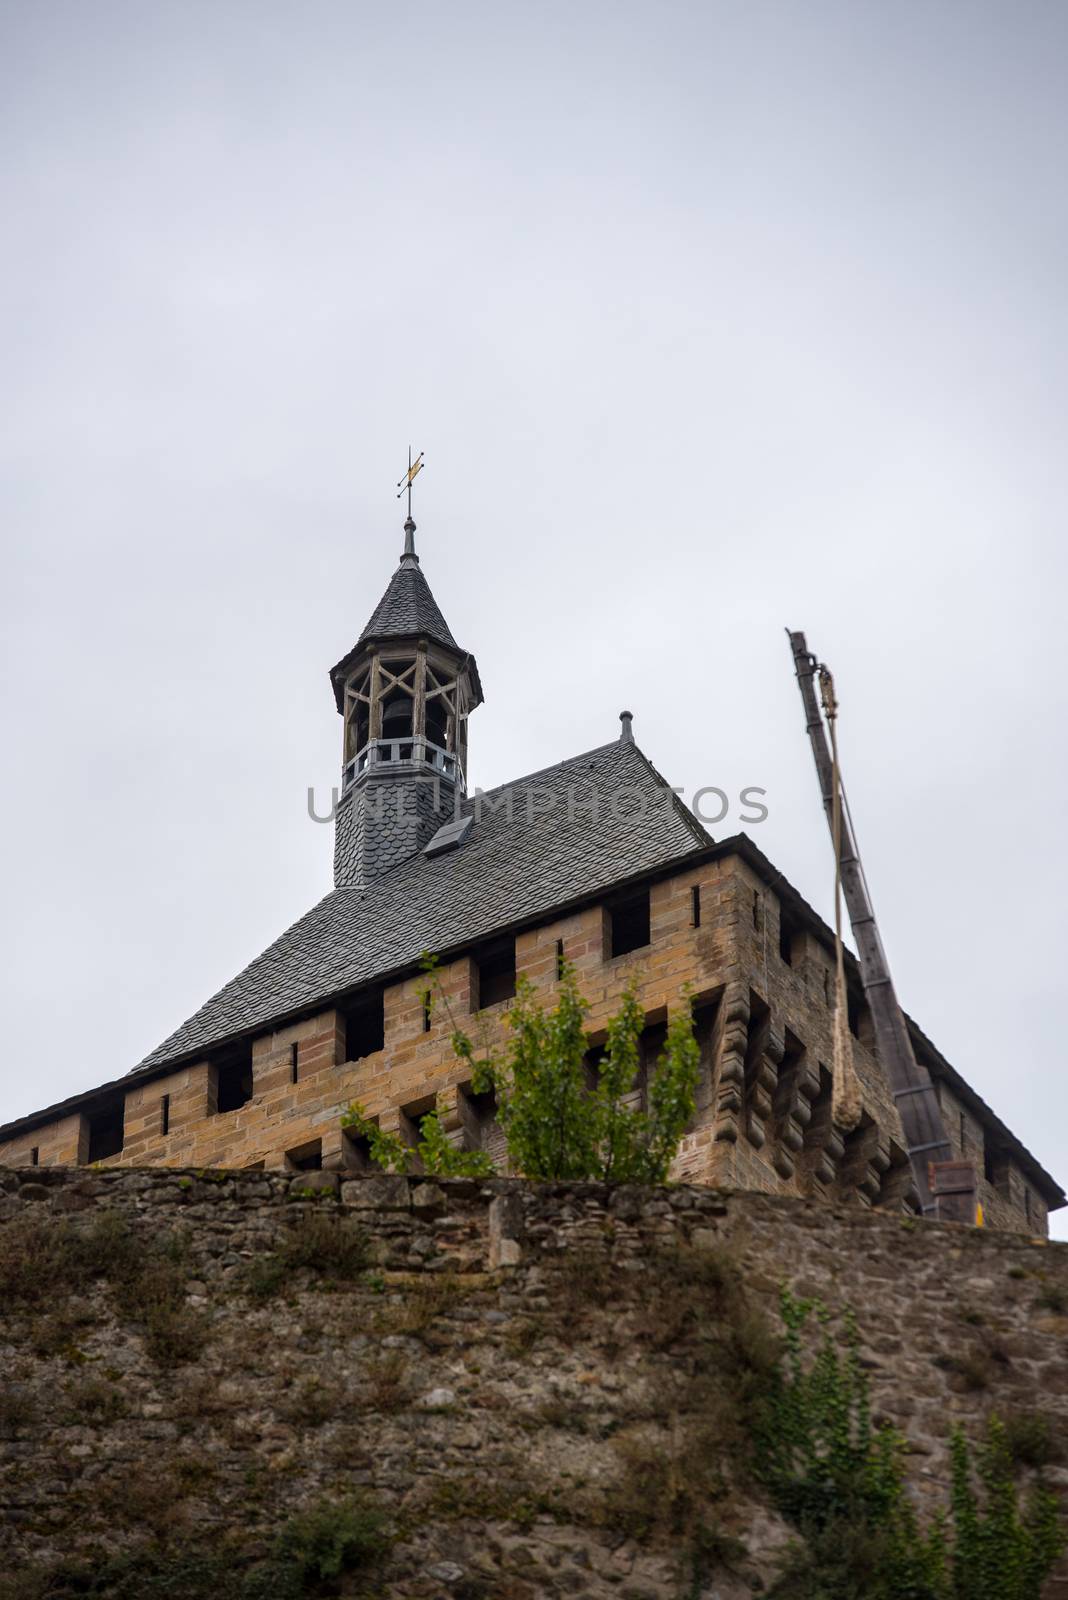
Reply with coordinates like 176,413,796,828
788,632,978,1225
333,453,477,793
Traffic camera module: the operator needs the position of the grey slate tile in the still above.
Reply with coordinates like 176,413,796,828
358,561,459,651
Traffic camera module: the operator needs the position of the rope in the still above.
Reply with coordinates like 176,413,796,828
819,665,863,1133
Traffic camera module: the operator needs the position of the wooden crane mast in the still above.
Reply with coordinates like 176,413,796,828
788,632,978,1224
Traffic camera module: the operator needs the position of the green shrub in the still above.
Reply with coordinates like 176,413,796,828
1001,1411,1061,1470
948,1419,1063,1600
10,1547,233,1599
475,967,701,1182
269,1496,391,1583
348,955,701,1184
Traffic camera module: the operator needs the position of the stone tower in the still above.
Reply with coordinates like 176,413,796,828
328,514,483,887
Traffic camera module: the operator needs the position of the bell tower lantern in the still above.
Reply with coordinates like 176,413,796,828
328,512,482,887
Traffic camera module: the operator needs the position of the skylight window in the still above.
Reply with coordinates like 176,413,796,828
424,814,474,858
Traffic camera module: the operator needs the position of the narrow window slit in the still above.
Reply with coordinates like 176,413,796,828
846,988,866,1039
290,1042,300,1085
779,904,801,966
690,885,701,928
160,1094,170,1136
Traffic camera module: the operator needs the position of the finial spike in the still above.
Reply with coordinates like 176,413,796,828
403,515,418,562
619,710,634,743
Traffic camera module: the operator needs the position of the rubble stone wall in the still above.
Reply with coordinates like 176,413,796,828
1,1167,1066,1598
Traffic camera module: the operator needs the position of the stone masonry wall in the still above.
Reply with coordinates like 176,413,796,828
1,1167,1066,1598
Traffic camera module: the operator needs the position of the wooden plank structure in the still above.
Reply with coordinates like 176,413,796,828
788,631,978,1223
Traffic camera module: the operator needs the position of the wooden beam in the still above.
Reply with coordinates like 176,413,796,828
414,647,427,741
369,653,383,740
787,631,971,1221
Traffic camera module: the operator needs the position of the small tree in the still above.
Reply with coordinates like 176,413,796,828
458,962,597,1180
347,958,701,1184
454,961,701,1182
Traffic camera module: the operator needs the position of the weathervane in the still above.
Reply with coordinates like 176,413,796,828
396,448,425,519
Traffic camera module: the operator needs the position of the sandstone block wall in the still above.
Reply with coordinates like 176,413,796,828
0,851,1048,1235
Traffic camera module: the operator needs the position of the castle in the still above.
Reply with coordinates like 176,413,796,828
1,512,1061,1235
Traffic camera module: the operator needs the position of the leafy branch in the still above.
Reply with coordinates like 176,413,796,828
340,1103,494,1179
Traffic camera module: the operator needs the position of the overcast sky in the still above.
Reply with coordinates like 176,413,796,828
2,0,1065,1232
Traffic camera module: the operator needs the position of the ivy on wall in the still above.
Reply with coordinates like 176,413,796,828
754,1290,1064,1600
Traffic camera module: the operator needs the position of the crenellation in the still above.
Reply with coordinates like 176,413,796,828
0,848,1056,1237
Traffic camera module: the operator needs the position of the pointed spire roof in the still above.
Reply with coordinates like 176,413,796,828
356,523,460,653
329,516,481,709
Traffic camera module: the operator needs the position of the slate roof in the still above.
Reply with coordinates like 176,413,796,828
329,552,482,710
135,737,710,1072
360,557,459,651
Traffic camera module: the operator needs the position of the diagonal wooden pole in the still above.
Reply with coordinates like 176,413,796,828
788,630,976,1222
